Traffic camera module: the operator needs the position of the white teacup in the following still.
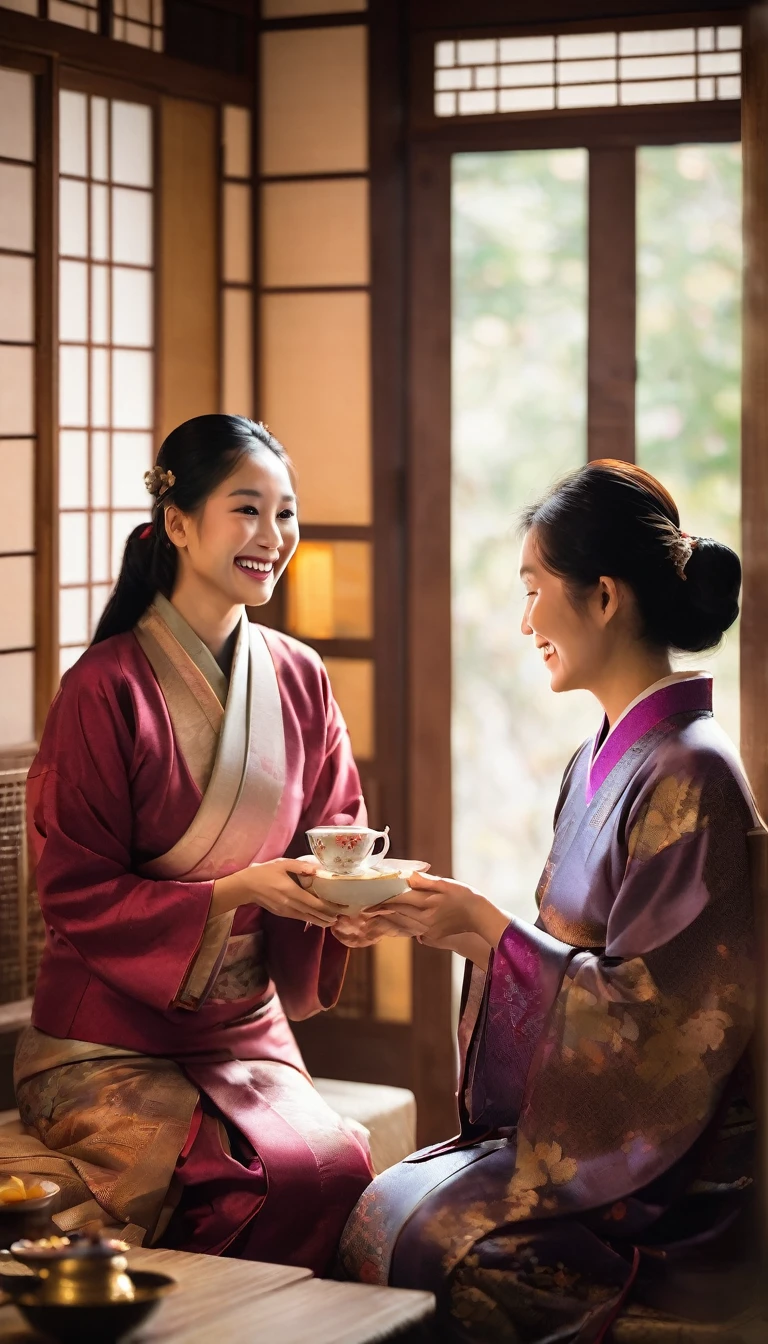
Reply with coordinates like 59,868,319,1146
306,826,390,875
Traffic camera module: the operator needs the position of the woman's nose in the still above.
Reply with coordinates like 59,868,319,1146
521,611,533,637
257,516,282,550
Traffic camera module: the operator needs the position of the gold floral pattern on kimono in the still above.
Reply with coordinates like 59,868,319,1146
413,1136,581,1281
627,774,706,862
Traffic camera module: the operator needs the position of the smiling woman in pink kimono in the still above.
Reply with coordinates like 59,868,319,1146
341,461,757,1340
2,415,374,1268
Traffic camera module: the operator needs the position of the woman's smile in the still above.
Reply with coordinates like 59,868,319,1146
234,555,275,583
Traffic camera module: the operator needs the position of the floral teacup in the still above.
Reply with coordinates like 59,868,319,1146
306,826,390,875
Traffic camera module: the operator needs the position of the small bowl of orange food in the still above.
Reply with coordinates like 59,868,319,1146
0,1176,59,1250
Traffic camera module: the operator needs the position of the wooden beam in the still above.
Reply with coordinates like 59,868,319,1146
588,147,636,463
407,142,456,1145
741,4,768,817
157,97,219,441
408,1,745,30
370,0,408,861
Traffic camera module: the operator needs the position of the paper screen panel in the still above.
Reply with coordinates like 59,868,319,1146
262,179,369,289
223,182,252,285
261,291,370,524
373,939,412,1023
261,26,367,176
0,652,34,747
0,346,34,437
0,164,34,252
0,556,34,651
59,89,87,177
223,105,251,180
112,100,152,189
0,255,34,343
323,657,373,759
222,288,253,418
0,68,34,163
0,440,34,553
286,540,372,639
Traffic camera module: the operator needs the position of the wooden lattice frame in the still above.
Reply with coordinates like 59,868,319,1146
0,746,43,1004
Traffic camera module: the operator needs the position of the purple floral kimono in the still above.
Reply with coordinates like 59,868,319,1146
341,675,757,1341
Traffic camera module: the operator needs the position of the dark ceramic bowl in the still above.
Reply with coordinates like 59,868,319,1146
0,1269,176,1343
0,1178,60,1251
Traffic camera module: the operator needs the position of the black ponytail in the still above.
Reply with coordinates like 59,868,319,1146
92,415,291,645
521,459,741,655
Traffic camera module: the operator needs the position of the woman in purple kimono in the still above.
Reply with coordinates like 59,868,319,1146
341,461,756,1340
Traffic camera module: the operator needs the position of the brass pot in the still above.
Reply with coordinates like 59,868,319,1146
9,1234,135,1305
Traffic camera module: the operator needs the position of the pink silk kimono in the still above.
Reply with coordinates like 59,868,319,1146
341,675,758,1339
3,596,372,1269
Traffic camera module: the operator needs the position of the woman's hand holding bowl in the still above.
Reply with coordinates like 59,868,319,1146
212,858,344,927
370,870,510,949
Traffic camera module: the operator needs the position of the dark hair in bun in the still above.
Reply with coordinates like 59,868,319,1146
521,460,740,655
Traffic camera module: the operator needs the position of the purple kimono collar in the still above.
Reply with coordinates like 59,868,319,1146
586,675,713,803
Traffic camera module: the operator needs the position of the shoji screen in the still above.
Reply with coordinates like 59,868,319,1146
57,89,154,673
0,64,36,749
259,5,410,1025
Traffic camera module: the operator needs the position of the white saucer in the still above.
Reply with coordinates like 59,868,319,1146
298,857,429,912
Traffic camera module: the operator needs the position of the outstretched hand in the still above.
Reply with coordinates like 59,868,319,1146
368,870,510,948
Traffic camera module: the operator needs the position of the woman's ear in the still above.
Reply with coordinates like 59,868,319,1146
598,576,620,624
163,505,189,552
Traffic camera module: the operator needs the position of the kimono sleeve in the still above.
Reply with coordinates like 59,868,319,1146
28,663,214,1013
463,753,755,1220
263,652,367,1020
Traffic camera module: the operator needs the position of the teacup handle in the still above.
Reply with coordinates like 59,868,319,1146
371,828,390,861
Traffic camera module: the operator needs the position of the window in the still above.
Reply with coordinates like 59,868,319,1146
435,26,741,118
452,148,595,919
58,89,154,673
0,0,164,52
0,64,36,748
636,143,742,743
113,0,163,51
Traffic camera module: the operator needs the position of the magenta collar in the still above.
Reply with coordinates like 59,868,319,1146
586,676,713,803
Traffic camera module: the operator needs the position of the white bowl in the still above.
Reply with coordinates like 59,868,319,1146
299,858,429,913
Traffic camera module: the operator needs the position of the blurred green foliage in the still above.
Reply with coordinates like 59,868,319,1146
637,143,741,744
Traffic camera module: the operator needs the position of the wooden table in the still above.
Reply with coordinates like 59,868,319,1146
0,1245,435,1343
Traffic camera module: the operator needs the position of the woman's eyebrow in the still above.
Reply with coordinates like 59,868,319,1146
227,488,296,502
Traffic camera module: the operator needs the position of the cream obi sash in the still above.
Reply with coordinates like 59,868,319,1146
134,595,287,1008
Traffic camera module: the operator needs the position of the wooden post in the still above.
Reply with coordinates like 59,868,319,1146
587,147,636,464
34,55,58,736
742,5,768,819
407,144,456,1143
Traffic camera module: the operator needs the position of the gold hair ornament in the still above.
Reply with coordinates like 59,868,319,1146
670,531,697,581
144,466,176,498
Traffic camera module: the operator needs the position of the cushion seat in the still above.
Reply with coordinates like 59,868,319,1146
0,1076,417,1180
